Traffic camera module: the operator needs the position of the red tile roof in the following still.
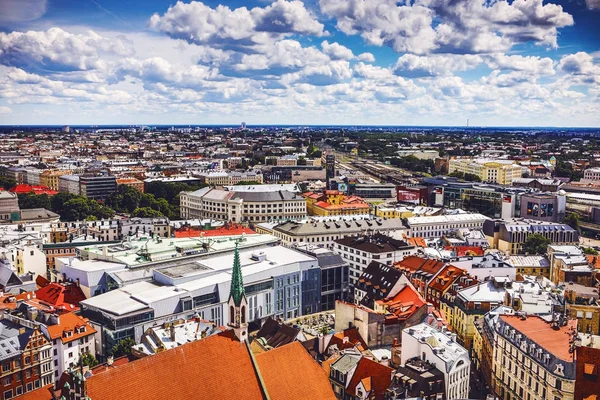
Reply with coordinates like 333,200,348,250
346,357,393,400
500,315,576,362
376,285,426,322
174,224,256,238
10,184,57,195
429,265,468,292
255,341,337,400
327,327,368,352
14,384,53,400
394,255,427,274
444,245,485,256
47,312,96,344
86,333,264,400
35,282,86,312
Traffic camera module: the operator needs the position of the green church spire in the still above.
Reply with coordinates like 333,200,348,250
229,242,245,306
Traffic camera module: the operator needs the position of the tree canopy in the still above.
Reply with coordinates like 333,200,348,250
523,234,552,255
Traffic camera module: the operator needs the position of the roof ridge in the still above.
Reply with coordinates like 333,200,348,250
245,340,270,400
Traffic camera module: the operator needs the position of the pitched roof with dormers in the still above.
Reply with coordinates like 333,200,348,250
46,312,96,344
346,357,394,400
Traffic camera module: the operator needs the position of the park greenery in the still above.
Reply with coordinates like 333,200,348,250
16,181,208,221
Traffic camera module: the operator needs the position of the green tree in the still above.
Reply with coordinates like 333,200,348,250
234,181,262,186
563,213,581,232
61,198,92,221
111,337,135,357
85,215,98,221
131,207,165,218
18,193,51,209
523,233,552,255
0,176,16,190
463,173,482,182
583,247,598,255
78,352,99,368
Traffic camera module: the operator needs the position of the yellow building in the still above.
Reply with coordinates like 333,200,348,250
449,158,522,184
40,169,72,191
303,190,370,216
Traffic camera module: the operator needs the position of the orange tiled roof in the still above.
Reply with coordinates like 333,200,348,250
314,201,369,210
86,333,264,400
444,245,485,256
376,285,426,321
46,312,96,344
346,357,393,400
587,255,600,270
174,225,256,238
429,265,468,292
406,237,427,248
328,327,368,352
500,315,576,362
13,385,53,400
394,255,427,273
255,341,337,400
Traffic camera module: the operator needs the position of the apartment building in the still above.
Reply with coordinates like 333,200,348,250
483,219,579,255
180,187,306,223
268,217,409,249
116,177,144,192
0,319,53,398
333,234,416,287
0,191,19,221
58,175,80,196
448,158,523,184
490,315,576,400
196,171,263,186
401,323,471,399
80,175,118,201
40,169,72,191
407,213,489,238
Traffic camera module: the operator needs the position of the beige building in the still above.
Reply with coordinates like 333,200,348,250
491,315,576,400
449,158,522,184
197,171,263,186
40,169,72,191
0,190,20,221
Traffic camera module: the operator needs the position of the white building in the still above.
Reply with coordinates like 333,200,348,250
180,186,306,223
42,313,97,380
407,213,489,239
401,322,471,400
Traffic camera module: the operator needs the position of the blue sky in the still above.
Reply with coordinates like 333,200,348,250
0,0,599,126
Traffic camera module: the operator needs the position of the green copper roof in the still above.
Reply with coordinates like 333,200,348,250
229,243,245,306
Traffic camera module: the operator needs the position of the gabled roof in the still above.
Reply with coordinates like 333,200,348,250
35,282,86,312
12,384,53,400
256,317,300,348
86,333,265,400
327,327,368,353
356,261,405,302
255,341,337,400
429,265,469,293
346,357,394,400
376,285,426,322
46,312,96,344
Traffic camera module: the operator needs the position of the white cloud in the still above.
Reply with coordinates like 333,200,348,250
0,28,133,73
149,0,326,51
0,106,12,114
319,0,573,54
321,41,354,60
0,0,47,22
486,54,555,76
559,52,600,81
393,54,482,78
357,52,375,62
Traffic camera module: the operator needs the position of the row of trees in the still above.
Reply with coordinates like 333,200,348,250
389,156,434,173
16,181,208,221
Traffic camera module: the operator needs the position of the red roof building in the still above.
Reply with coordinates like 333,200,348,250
10,184,58,196
375,284,427,324
174,224,256,238
35,282,87,313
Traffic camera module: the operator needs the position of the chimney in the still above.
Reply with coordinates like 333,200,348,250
107,356,114,366
343,336,349,344
427,313,435,325
451,333,457,342
170,324,176,341
426,303,434,314
76,278,80,287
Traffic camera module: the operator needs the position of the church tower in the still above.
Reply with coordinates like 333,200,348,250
228,243,248,341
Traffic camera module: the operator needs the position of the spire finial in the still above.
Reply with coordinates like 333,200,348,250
229,242,245,306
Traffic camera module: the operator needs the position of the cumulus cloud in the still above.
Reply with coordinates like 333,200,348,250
486,54,555,76
0,106,12,114
357,53,375,62
0,28,133,73
319,0,573,54
393,54,482,78
0,0,47,22
559,52,600,83
149,0,326,51
321,41,354,60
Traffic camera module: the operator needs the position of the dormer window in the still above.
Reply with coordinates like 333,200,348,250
64,330,73,338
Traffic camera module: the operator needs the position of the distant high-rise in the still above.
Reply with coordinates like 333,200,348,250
240,122,246,130
325,153,335,183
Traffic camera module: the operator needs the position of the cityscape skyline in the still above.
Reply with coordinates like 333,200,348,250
0,0,599,127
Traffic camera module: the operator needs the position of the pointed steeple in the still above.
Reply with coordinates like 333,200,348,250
229,242,245,306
